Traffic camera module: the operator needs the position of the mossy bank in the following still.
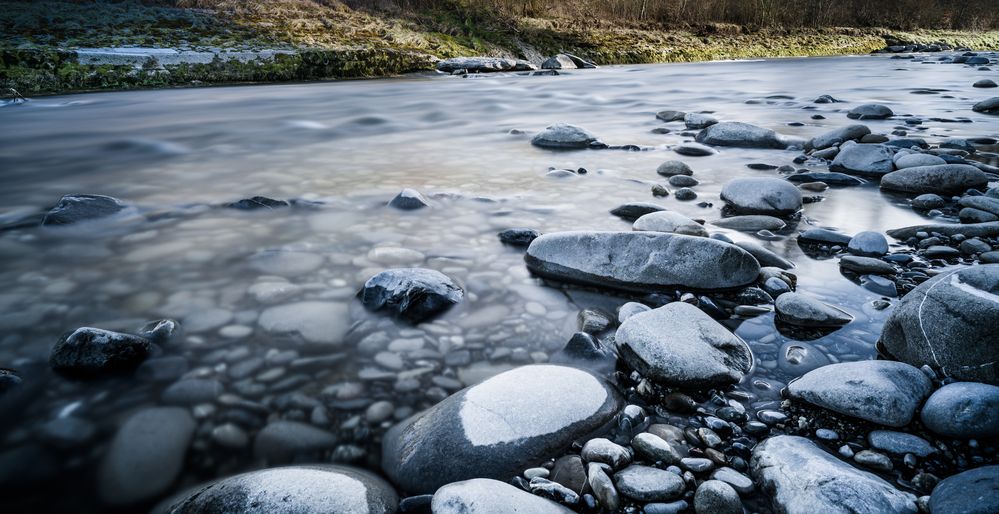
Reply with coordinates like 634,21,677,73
3,0,999,96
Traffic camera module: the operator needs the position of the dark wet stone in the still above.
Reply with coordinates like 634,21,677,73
168,465,398,514
848,231,889,256
225,196,290,210
868,430,934,457
928,465,999,514
42,194,128,225
787,360,932,427
389,189,431,210
253,421,338,462
751,436,916,514
695,122,788,149
721,177,802,216
786,172,866,186
382,365,622,494
656,160,693,177
532,123,598,149
880,265,999,384
657,110,686,122
694,480,741,514
49,327,151,378
734,240,794,270
847,104,894,120
972,97,999,114
610,202,666,221
38,416,97,449
674,142,716,156
551,455,587,495
499,228,541,247
881,164,989,195
920,381,999,439
550,332,616,373
437,57,535,73
99,407,195,505
360,268,463,323
776,293,852,327
798,228,852,246
161,378,223,405
613,465,685,501
136,319,181,345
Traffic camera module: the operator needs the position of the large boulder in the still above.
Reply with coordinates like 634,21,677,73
808,124,871,150
928,465,999,514
720,177,802,216
360,268,463,323
525,231,760,292
167,465,398,514
879,265,999,384
432,479,573,513
695,122,788,149
880,164,988,195
99,407,195,505
787,361,932,427
381,365,622,493
42,194,130,226
751,436,917,514
829,143,895,176
531,123,598,149
920,382,999,439
633,211,708,236
49,327,151,378
541,54,577,70
615,302,753,388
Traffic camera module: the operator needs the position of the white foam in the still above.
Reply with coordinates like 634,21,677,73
459,365,607,446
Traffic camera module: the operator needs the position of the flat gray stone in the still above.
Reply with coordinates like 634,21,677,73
928,465,999,514
695,122,788,149
711,215,787,231
775,293,853,327
613,465,685,502
809,124,871,150
830,143,895,176
633,211,707,236
721,177,802,216
880,164,989,195
532,123,598,149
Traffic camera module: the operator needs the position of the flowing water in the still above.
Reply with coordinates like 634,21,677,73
1,54,997,512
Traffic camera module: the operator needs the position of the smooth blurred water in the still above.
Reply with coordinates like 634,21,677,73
1,54,997,512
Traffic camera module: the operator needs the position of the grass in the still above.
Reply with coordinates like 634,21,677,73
2,0,999,96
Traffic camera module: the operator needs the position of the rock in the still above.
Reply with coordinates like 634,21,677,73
225,196,290,210
920,382,999,439
258,302,349,345
839,255,896,275
786,172,866,186
360,268,463,323
880,164,988,195
656,160,693,177
38,416,97,449
848,231,889,256
798,228,852,246
437,57,535,73
895,153,947,169
694,480,741,514
911,194,947,210
712,215,787,231
974,79,998,88
674,187,697,200
734,240,794,270
887,222,999,240
525,231,760,292
615,302,753,387
809,124,871,150
633,211,708,236
657,110,686,122
867,431,934,457
685,113,718,129
168,465,398,514
751,436,916,514
695,122,788,149
879,265,999,384
972,97,999,114
253,421,337,462
532,123,598,149
787,361,932,427
99,407,195,505
613,465,685,501
959,195,999,216
720,177,802,216
631,432,681,465
382,365,622,493
550,332,616,373
618,302,651,322
610,202,666,221
775,293,852,327
588,463,619,510
42,194,129,225
854,450,893,472
432,479,573,513
848,104,894,120
830,143,895,176
542,54,577,70
161,378,223,405
674,142,716,156
667,175,698,187
499,228,541,247
49,327,151,378
389,189,430,210
581,438,632,468
563,53,597,68
928,465,999,514
711,467,754,495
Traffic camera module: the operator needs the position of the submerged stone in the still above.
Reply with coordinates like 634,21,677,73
360,268,463,323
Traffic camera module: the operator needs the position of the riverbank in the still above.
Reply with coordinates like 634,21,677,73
2,1,999,96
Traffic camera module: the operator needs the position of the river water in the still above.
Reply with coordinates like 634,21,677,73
0,54,996,512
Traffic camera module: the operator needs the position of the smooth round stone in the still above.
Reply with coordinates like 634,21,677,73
531,123,598,149
258,302,350,346
42,194,129,225
721,177,802,216
365,400,395,423
248,250,324,276
928,465,999,514
973,97,999,114
681,458,714,473
667,175,699,187
161,378,223,405
695,121,789,149
895,153,946,169
610,202,666,221
974,79,998,88
253,421,337,462
169,465,398,514
710,467,754,494
211,423,249,448
920,382,999,439
880,265,999,384
99,407,196,505
775,292,853,327
684,112,718,129
631,432,681,465
633,211,708,237
613,465,685,501
911,194,947,210
712,215,786,231
38,417,97,449
839,255,896,275
855,450,893,471
848,231,889,257
432,478,573,513
656,160,693,177
848,104,894,120
674,142,716,156
830,142,895,176
881,164,989,196
581,438,632,469
694,480,741,514
868,430,935,457
809,124,871,149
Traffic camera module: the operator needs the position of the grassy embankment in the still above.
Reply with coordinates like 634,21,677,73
2,0,999,96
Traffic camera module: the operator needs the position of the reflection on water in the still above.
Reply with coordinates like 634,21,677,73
0,54,996,511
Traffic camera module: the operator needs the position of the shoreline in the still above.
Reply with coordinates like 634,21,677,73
4,27,999,97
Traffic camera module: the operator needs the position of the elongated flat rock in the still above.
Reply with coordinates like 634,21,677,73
880,164,988,195
887,221,999,240
751,436,917,514
525,231,760,292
